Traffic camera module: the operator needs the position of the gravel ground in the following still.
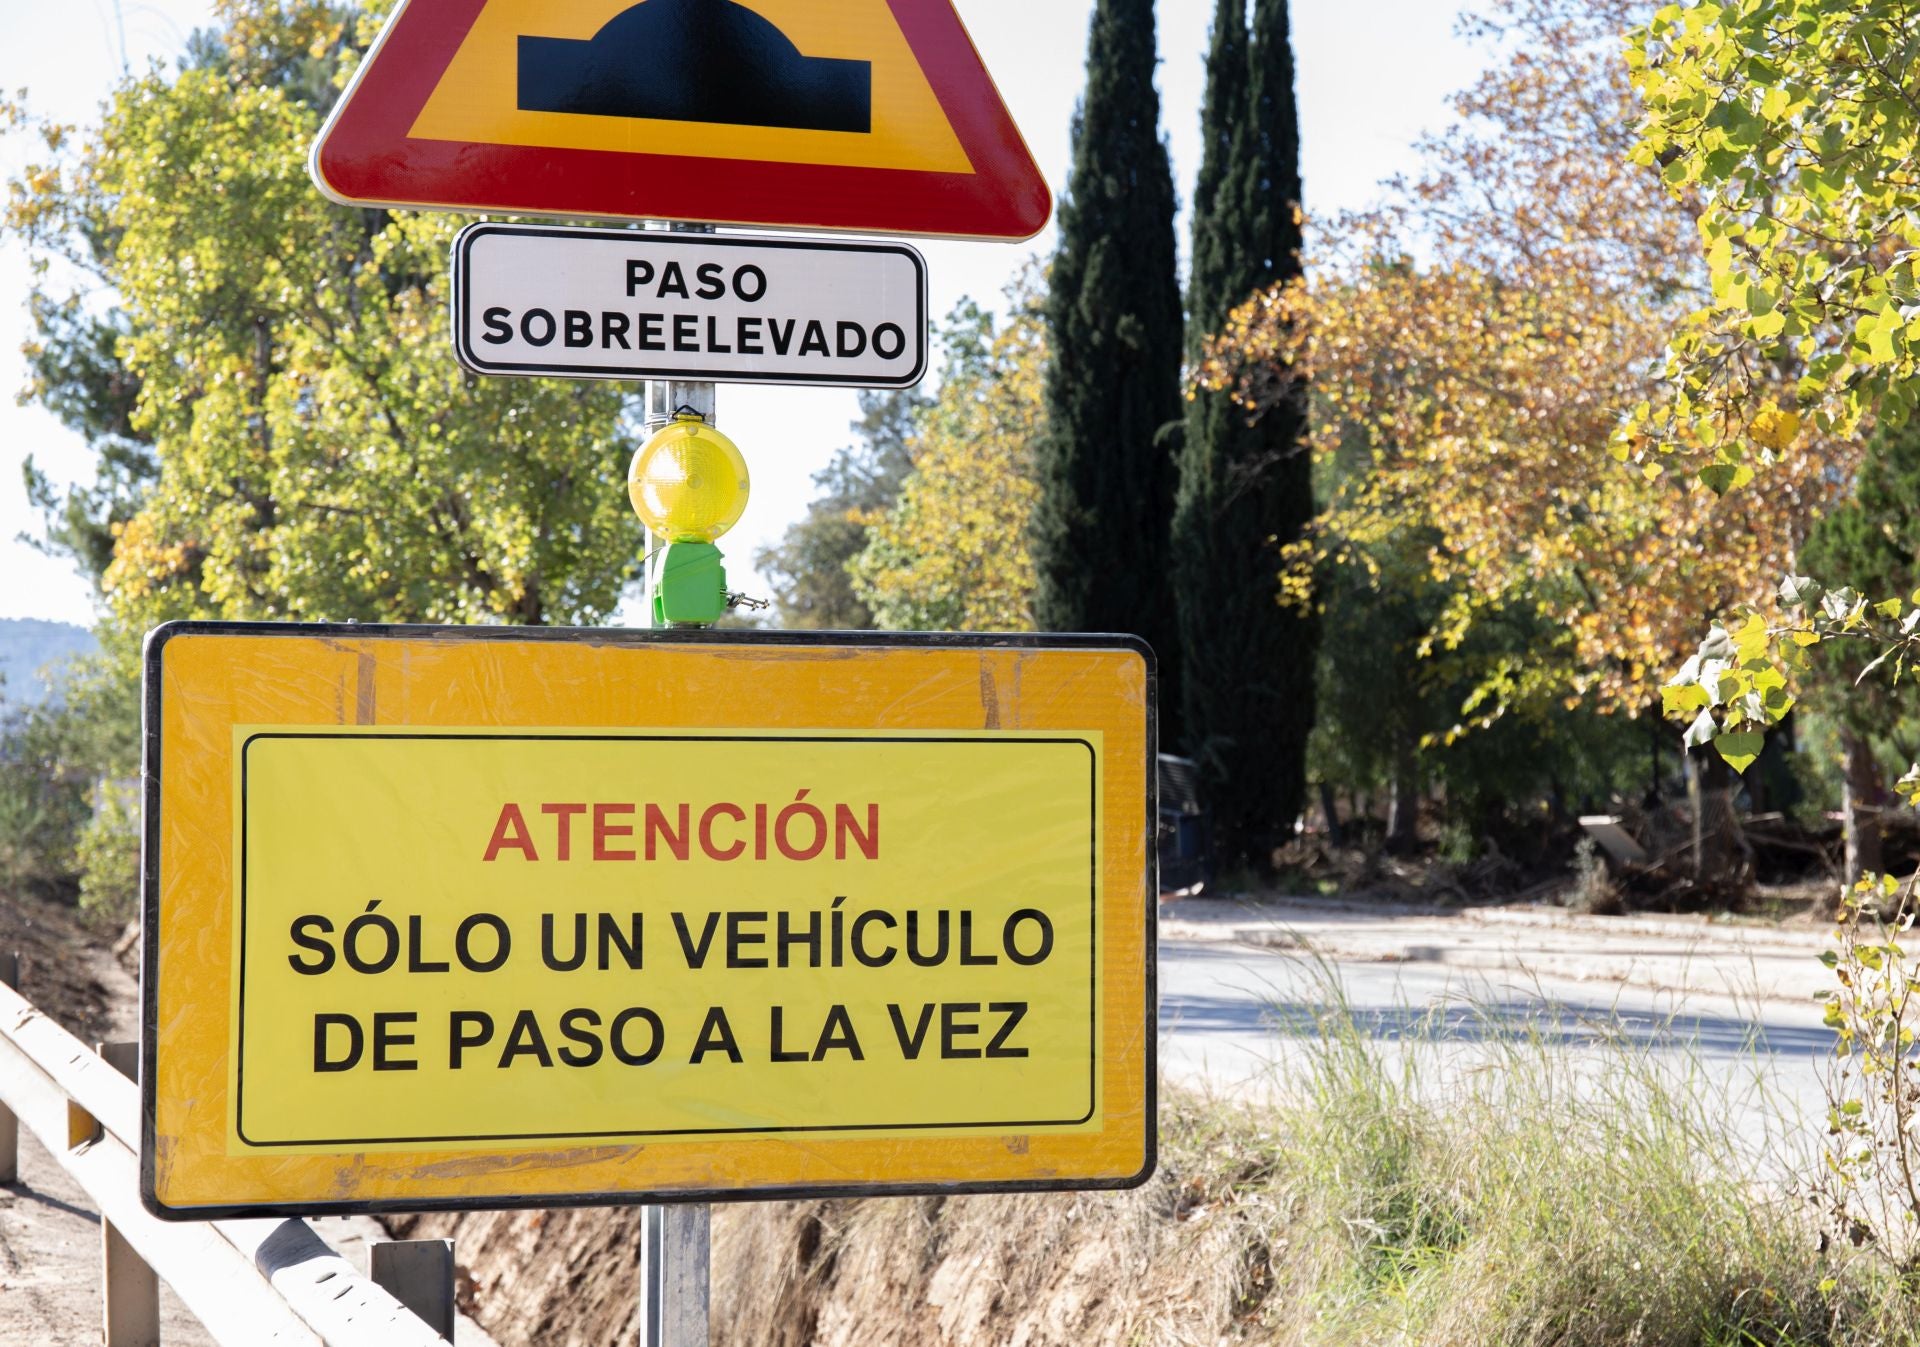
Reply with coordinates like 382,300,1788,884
0,892,214,1344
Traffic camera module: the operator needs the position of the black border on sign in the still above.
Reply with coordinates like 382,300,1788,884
138,622,1158,1222
449,223,931,389
233,731,1097,1146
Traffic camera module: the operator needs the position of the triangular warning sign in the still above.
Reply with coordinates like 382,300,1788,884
311,0,1052,241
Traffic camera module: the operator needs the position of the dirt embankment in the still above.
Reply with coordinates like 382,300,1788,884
0,890,130,1042
389,1142,1247,1347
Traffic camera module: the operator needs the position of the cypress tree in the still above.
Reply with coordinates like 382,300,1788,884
1187,0,1249,356
1171,0,1318,874
1033,0,1184,701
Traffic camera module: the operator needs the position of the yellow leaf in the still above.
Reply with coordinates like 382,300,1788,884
1750,406,1802,452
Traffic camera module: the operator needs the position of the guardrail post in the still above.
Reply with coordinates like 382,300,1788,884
97,1040,159,1347
370,1238,456,1342
639,1204,709,1347
0,952,15,1184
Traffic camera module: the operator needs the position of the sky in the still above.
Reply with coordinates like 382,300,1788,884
0,0,1482,629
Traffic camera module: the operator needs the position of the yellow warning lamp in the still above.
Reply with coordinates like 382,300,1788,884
628,414,751,544
629,413,750,628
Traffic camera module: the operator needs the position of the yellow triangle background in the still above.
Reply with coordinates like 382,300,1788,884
409,0,975,173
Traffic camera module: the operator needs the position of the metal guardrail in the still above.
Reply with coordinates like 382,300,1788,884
0,953,454,1346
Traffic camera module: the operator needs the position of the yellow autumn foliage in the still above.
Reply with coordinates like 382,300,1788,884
1199,0,1856,722
851,273,1048,633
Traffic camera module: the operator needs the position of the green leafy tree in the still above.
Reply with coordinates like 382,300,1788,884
20,302,153,587
1032,0,1182,686
1798,420,1920,883
0,644,140,912
6,0,640,633
14,0,354,590
852,289,1048,632
755,390,924,630
1308,524,1448,851
1627,0,1920,468
1309,439,1655,856
0,696,95,901
1171,0,1317,873
3,0,646,907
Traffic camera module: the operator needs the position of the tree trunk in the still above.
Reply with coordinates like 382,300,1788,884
1842,730,1885,889
1318,781,1345,848
1685,744,1750,891
1646,708,1663,806
1385,738,1419,854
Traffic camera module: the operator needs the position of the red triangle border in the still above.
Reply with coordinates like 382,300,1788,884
311,0,1053,241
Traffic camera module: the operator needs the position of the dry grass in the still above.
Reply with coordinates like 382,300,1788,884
710,976,1920,1347
404,966,1920,1345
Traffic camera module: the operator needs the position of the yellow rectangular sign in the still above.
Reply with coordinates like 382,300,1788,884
143,624,1155,1218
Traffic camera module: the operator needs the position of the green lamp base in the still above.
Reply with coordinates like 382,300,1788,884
652,541,728,628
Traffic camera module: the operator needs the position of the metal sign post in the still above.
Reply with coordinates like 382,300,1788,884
639,1205,710,1347
638,214,715,1345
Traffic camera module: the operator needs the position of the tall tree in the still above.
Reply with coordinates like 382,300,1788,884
1200,0,1852,731
1798,420,1920,885
853,282,1049,633
2,0,644,913
1185,0,1249,344
1171,0,1317,873
755,389,924,630
4,0,639,631
1032,0,1182,677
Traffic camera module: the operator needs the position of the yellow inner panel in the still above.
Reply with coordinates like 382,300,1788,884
408,0,975,173
232,729,1100,1150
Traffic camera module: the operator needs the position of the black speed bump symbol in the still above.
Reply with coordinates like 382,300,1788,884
519,0,873,134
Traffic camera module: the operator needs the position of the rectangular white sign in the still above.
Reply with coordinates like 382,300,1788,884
451,224,928,389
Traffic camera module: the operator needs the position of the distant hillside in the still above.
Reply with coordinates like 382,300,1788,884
0,619,96,706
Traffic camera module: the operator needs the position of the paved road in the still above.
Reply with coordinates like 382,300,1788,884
1157,899,1838,1164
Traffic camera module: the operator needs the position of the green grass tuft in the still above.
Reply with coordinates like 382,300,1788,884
711,965,1920,1346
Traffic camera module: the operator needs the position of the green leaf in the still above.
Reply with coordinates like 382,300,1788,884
1662,682,1711,716
1699,461,1755,494
1779,575,1823,607
1732,614,1770,663
1715,728,1765,773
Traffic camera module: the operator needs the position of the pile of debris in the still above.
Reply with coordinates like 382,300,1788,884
1268,833,1548,906
1577,801,1865,910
